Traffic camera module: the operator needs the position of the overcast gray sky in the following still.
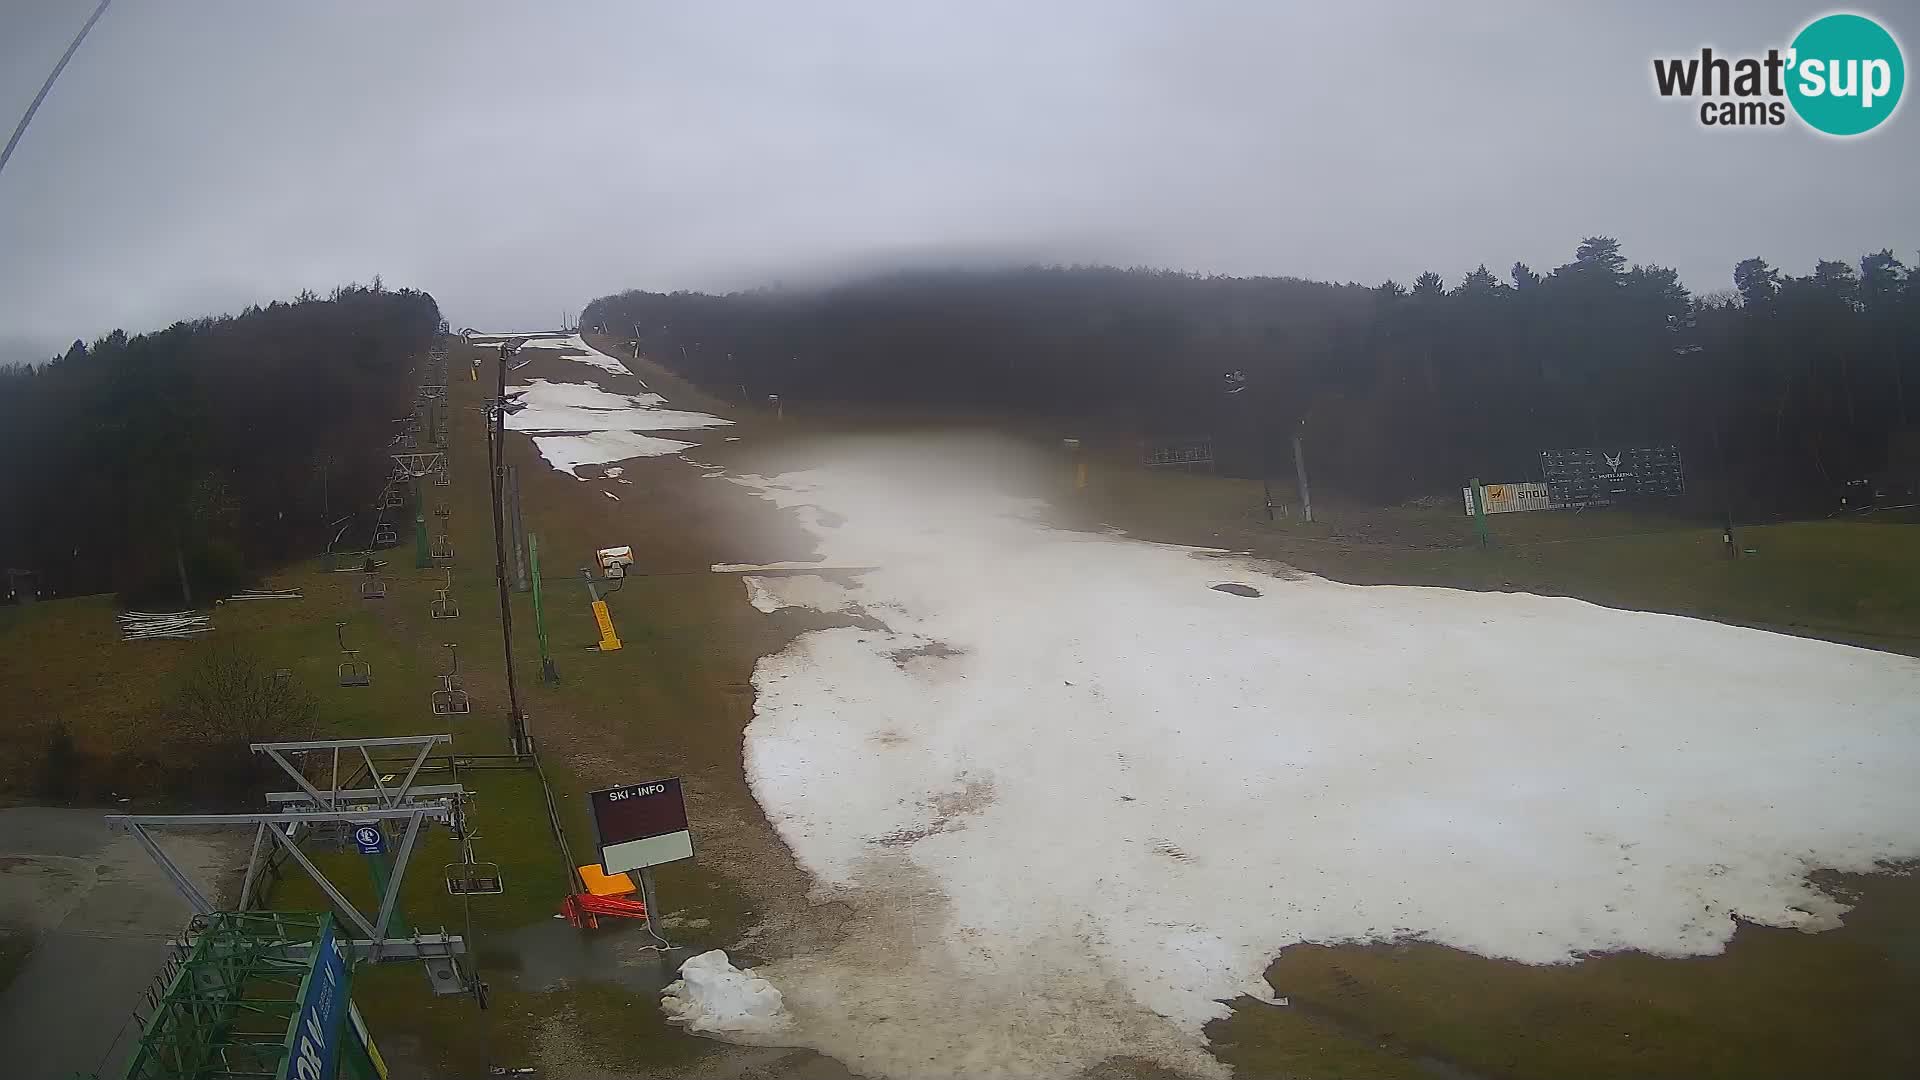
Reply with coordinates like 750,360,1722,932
1,1,1914,365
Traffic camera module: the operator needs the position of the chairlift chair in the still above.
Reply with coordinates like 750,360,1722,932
323,516,354,570
431,643,471,715
335,621,372,686
431,569,460,619
360,572,387,600
445,861,504,896
373,522,399,546
433,501,451,519
433,468,451,488
429,533,455,561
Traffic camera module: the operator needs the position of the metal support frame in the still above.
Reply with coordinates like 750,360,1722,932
392,450,447,479
107,806,451,921
106,738,473,992
117,911,354,1080
253,734,454,812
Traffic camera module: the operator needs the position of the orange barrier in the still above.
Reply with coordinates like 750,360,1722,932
559,891,648,929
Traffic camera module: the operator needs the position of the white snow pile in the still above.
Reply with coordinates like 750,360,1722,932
503,378,730,478
715,435,1920,1080
660,950,793,1037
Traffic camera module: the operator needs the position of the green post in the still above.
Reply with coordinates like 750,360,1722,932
530,532,558,686
413,488,429,569
1469,477,1490,549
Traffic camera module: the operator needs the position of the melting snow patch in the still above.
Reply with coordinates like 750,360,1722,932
743,574,860,614
511,332,636,376
531,432,696,478
505,379,723,433
501,376,729,478
715,439,1920,1080
661,951,792,1037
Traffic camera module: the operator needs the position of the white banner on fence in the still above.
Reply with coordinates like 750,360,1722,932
1462,482,1556,515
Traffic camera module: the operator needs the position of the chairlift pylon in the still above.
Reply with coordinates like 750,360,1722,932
335,621,371,687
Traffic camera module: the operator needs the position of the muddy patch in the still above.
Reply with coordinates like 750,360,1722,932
885,641,966,669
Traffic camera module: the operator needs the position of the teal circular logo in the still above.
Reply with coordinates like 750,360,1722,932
1787,14,1904,136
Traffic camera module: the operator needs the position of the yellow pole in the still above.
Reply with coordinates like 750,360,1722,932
592,598,622,651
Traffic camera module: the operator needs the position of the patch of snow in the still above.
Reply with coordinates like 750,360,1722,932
530,432,696,478
507,378,665,413
712,560,832,573
743,574,860,614
516,332,636,376
504,378,724,435
661,950,792,1037
604,466,624,479
501,374,727,478
720,437,1920,1080
602,491,619,501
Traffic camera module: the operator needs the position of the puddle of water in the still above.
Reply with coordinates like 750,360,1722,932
482,918,689,994
1210,582,1262,597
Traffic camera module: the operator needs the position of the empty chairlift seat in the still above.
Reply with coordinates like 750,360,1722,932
335,621,372,687
431,643,470,715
